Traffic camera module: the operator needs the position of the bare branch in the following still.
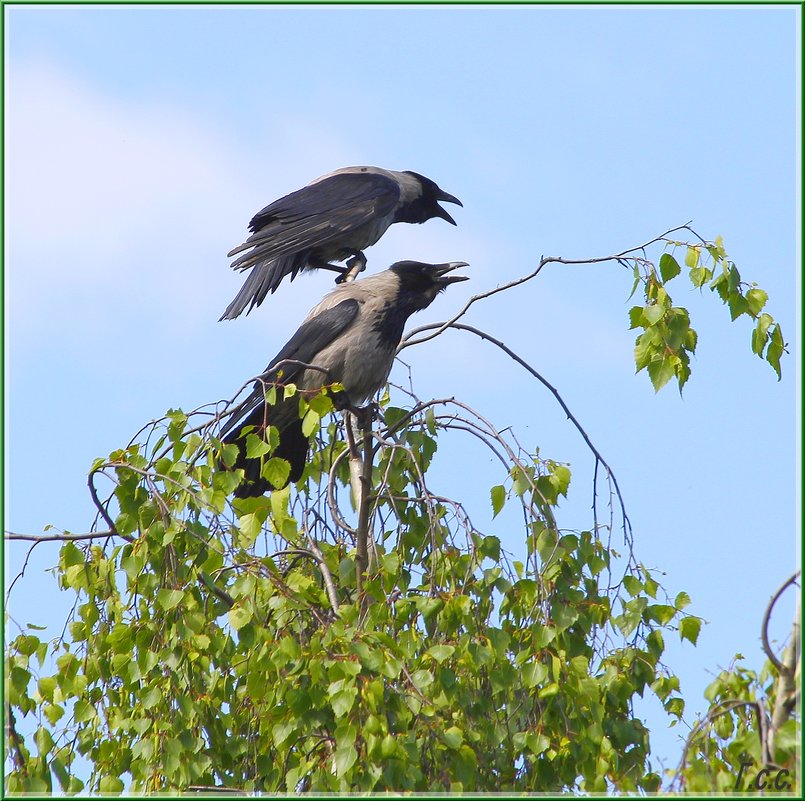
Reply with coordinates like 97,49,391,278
761,570,801,672
400,223,697,349
88,467,120,536
671,699,765,790
326,443,358,536
5,529,122,543
5,701,27,776
420,322,632,549
303,534,340,615
768,573,801,757
354,416,375,608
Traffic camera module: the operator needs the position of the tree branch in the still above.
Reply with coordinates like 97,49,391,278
761,570,801,672
671,699,763,790
304,535,340,615
354,418,374,608
767,572,801,758
5,701,28,776
416,322,632,548
400,223,696,349
5,529,124,543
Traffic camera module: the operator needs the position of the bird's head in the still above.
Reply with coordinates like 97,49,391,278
397,171,463,225
389,260,470,309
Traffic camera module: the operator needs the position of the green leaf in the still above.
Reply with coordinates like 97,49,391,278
745,287,768,316
689,265,711,288
334,743,358,777
98,775,124,794
628,305,644,329
157,589,184,611
684,246,700,268
425,644,455,664
752,313,774,356
645,604,676,625
443,726,464,749
34,726,54,756
659,253,681,283
766,323,784,380
522,661,549,689
141,685,162,710
479,535,501,562
490,485,506,518
727,292,749,320
642,303,664,326
301,408,320,437
262,457,291,489
647,356,675,392
526,732,550,756
228,603,253,631
329,687,358,718
238,511,263,543
245,433,271,459
43,703,64,725
674,591,691,610
679,616,701,645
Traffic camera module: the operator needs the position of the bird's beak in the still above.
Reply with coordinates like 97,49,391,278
434,261,470,285
434,189,462,226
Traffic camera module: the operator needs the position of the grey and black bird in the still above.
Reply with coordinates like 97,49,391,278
219,260,469,498
219,167,462,321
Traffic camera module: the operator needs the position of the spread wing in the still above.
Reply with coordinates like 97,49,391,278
227,172,401,270
219,298,360,439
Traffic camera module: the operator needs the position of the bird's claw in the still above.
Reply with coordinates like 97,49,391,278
351,402,380,430
336,253,367,284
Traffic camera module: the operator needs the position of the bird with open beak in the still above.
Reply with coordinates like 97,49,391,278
220,260,469,497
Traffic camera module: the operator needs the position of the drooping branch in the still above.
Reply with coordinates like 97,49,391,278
403,322,633,554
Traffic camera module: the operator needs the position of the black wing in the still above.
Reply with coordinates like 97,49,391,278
227,172,401,269
219,298,360,438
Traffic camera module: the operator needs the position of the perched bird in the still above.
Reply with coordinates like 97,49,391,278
219,166,462,320
220,260,469,497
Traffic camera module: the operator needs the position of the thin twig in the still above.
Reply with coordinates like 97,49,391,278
400,223,696,349
88,468,120,535
423,322,633,551
304,534,340,615
671,699,762,790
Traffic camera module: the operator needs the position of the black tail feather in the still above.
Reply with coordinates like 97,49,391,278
222,398,309,498
220,253,310,321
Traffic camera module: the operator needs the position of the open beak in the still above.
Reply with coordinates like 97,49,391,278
434,189,462,226
434,261,470,285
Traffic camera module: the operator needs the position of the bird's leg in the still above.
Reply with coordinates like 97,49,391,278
328,388,351,411
330,391,379,430
335,251,367,284
310,258,349,276
351,402,380,431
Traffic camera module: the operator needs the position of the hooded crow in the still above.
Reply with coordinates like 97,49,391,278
219,260,469,497
219,167,462,321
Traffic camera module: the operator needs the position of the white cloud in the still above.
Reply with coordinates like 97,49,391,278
4,61,362,342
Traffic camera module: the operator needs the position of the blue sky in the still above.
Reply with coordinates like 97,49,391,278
5,2,800,780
